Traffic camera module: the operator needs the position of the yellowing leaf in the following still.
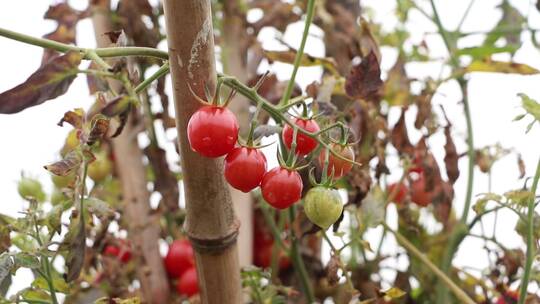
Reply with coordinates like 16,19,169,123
264,50,339,76
382,287,406,299
465,59,539,75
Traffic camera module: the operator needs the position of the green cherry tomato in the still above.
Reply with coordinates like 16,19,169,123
18,177,46,202
303,186,343,230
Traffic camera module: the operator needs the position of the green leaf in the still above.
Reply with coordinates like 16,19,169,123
21,288,51,301
13,252,41,269
518,93,540,122
85,197,114,219
44,204,64,236
0,51,82,114
465,59,539,75
10,234,38,252
63,211,86,282
32,275,70,294
456,45,519,59
0,254,13,287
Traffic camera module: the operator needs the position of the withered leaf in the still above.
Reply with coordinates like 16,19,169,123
442,108,459,184
101,95,131,117
391,109,414,155
432,181,454,224
384,56,410,106
518,154,526,179
345,51,382,101
57,109,83,128
144,146,179,212
86,62,109,94
264,50,339,75
0,226,10,253
414,89,434,131
44,3,82,26
0,51,82,114
358,18,381,63
44,150,82,176
64,210,86,282
86,115,110,145
326,255,341,286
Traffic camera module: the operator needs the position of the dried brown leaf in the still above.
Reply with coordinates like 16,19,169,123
345,51,382,101
44,150,82,177
86,116,110,145
518,154,526,179
0,51,82,114
441,108,459,184
326,255,341,286
391,110,414,155
57,110,84,128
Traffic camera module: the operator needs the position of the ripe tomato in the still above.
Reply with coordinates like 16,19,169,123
176,267,199,297
164,239,195,278
410,175,432,207
387,182,408,205
318,143,354,179
261,167,303,209
224,147,267,192
282,118,320,155
103,242,131,263
187,106,239,158
254,242,291,270
496,290,519,304
303,186,343,229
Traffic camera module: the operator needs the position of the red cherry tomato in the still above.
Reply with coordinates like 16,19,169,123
176,267,199,297
496,290,519,304
164,239,195,278
224,147,267,192
282,118,320,155
187,106,239,158
103,245,120,257
387,182,408,205
261,167,303,209
117,240,132,263
318,143,354,178
254,242,291,270
410,175,432,207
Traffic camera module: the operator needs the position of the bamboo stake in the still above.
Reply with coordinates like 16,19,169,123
162,1,242,303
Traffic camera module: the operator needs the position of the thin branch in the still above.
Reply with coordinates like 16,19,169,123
383,222,476,304
518,156,540,304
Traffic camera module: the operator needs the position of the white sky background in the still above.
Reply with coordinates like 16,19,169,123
1,0,540,300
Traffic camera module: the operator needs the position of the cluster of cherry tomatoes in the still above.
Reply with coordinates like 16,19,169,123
187,104,356,229
387,167,433,207
164,239,199,297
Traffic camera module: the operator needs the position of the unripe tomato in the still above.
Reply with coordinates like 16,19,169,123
164,239,195,278
282,118,320,155
88,152,113,183
410,175,432,207
303,187,343,229
254,242,291,270
61,129,80,156
261,167,303,209
50,189,68,205
18,177,46,202
224,147,267,192
187,106,239,158
51,172,75,189
176,267,199,297
387,182,408,205
318,143,354,178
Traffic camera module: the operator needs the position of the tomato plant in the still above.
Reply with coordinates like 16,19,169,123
224,146,267,192
187,106,239,158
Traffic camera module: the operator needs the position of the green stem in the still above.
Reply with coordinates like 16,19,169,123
383,222,476,304
134,62,170,94
278,0,316,106
288,207,315,302
518,156,540,304
0,27,168,60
